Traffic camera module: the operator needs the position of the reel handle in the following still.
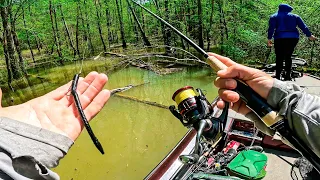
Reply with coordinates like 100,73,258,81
169,105,188,126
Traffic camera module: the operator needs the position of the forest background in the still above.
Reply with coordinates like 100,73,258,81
0,0,319,92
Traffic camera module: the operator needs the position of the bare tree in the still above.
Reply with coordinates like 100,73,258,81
115,0,127,48
58,4,77,57
126,0,151,46
93,0,107,52
83,0,95,54
23,6,35,63
0,0,23,81
49,0,63,64
197,0,204,49
207,0,215,51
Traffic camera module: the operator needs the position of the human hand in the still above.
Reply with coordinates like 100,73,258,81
209,53,274,115
267,39,273,47
309,35,317,41
0,72,110,141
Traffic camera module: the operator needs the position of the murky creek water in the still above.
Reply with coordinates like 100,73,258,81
3,64,218,179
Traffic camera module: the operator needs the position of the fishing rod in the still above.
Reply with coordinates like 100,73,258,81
131,1,320,173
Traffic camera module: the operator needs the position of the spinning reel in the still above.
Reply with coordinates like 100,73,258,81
169,86,229,164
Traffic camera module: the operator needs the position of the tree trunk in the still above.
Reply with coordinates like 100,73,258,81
83,0,95,55
23,7,35,64
49,0,63,64
1,32,14,90
218,0,224,54
35,35,42,53
103,0,112,47
153,0,170,53
28,5,43,53
76,1,80,56
181,3,189,51
78,1,88,48
106,10,112,46
0,3,22,80
164,0,171,54
126,0,151,46
207,0,215,51
58,4,77,57
172,5,178,47
128,7,139,43
222,11,228,40
115,0,127,48
94,0,107,52
53,5,63,52
8,6,27,76
140,6,146,32
186,0,192,32
197,0,204,49
221,0,229,40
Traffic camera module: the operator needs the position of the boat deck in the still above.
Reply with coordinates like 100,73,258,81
228,111,302,179
145,74,320,180
230,74,320,180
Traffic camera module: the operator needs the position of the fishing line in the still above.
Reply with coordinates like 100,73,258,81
78,35,88,74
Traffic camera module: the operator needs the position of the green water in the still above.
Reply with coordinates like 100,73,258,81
4,64,219,179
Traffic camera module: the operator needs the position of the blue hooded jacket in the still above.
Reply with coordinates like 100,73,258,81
268,4,311,40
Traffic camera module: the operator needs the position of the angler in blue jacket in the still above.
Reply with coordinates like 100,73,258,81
267,3,316,80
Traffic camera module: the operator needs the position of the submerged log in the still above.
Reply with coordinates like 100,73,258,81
110,82,150,95
114,94,168,109
110,82,167,109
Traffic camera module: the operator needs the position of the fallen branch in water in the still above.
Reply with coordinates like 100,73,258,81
152,55,207,65
110,82,150,95
110,85,133,95
156,60,204,67
114,94,168,109
104,52,127,57
129,45,202,62
94,51,127,60
105,47,206,74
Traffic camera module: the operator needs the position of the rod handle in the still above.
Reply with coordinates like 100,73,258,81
206,55,228,72
206,55,284,128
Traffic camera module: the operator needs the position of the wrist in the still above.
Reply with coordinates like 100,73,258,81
0,117,74,168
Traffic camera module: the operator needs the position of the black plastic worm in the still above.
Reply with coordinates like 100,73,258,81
71,74,104,154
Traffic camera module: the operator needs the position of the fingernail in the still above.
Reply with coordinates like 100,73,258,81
227,94,236,101
226,80,235,88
